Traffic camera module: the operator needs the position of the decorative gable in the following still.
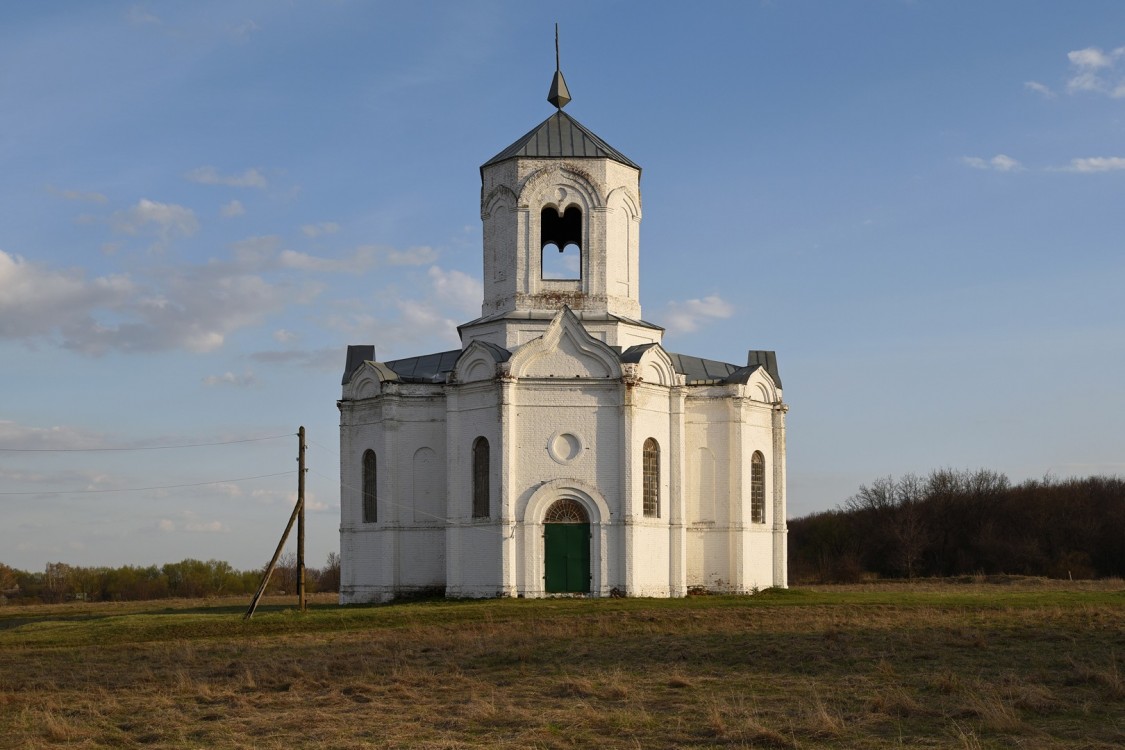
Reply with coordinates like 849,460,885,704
745,366,780,403
342,361,399,400
509,307,622,380
636,346,677,387
453,341,511,383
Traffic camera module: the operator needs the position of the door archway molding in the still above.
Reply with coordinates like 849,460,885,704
519,479,611,597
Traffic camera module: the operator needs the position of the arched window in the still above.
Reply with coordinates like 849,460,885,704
544,498,589,524
362,450,377,523
472,437,490,518
541,205,581,280
751,451,765,524
643,438,660,518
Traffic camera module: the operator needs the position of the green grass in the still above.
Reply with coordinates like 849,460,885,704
2,581,1124,748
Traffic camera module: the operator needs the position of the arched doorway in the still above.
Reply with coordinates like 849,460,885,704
543,498,590,593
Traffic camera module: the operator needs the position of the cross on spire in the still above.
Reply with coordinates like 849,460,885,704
547,23,571,110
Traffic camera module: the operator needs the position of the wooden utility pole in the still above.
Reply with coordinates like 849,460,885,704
297,425,306,612
243,426,307,621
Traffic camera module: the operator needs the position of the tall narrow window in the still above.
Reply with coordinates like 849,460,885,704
643,438,660,518
472,437,490,519
362,450,377,523
541,205,582,280
751,451,765,524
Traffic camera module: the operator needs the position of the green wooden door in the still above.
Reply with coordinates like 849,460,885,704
544,523,590,593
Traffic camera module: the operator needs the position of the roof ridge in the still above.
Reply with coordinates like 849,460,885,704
481,110,639,171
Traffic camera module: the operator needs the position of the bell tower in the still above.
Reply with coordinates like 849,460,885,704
461,33,661,351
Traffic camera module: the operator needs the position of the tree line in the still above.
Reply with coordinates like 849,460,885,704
0,552,340,604
788,470,1125,583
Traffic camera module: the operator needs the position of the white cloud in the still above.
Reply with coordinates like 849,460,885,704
250,488,291,506
1059,156,1125,173
184,520,229,533
1068,70,1104,93
50,187,109,204
1023,80,1055,98
663,294,735,334
157,513,229,533
279,245,378,273
0,249,134,339
396,298,458,336
185,166,268,188
960,154,1023,172
427,266,482,314
201,370,257,387
385,245,438,266
111,199,199,245
273,328,298,344
250,347,339,371
311,264,482,355
0,247,293,355
989,154,1022,172
279,250,345,272
230,235,281,268
301,222,340,238
275,243,441,274
0,419,110,451
220,199,245,218
125,271,285,354
1068,47,1116,69
1066,46,1125,97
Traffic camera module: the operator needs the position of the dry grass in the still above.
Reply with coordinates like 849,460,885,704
1,583,1124,748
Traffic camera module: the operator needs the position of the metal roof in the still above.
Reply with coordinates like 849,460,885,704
481,111,640,171
344,345,779,388
384,350,462,383
665,351,783,387
666,353,741,385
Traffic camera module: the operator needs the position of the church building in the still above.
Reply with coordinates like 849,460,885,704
338,58,789,602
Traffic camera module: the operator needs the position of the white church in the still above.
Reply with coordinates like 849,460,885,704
338,59,789,602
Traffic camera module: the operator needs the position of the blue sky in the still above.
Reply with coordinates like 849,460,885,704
3,1,1123,572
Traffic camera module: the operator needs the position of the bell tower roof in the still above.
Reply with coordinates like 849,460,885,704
481,110,640,172
481,28,638,173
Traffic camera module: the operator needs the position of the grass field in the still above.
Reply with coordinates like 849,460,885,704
2,579,1124,749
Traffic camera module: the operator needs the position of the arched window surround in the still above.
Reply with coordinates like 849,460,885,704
362,449,377,523
643,438,660,518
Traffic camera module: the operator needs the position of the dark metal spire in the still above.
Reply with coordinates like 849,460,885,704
547,23,571,110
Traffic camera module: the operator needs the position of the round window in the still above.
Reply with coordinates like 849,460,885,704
547,432,582,464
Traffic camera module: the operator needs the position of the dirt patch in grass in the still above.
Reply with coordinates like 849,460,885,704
1,584,1124,748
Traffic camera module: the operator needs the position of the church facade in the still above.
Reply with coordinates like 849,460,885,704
339,70,788,602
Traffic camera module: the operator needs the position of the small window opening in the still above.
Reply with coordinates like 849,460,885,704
541,205,581,280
